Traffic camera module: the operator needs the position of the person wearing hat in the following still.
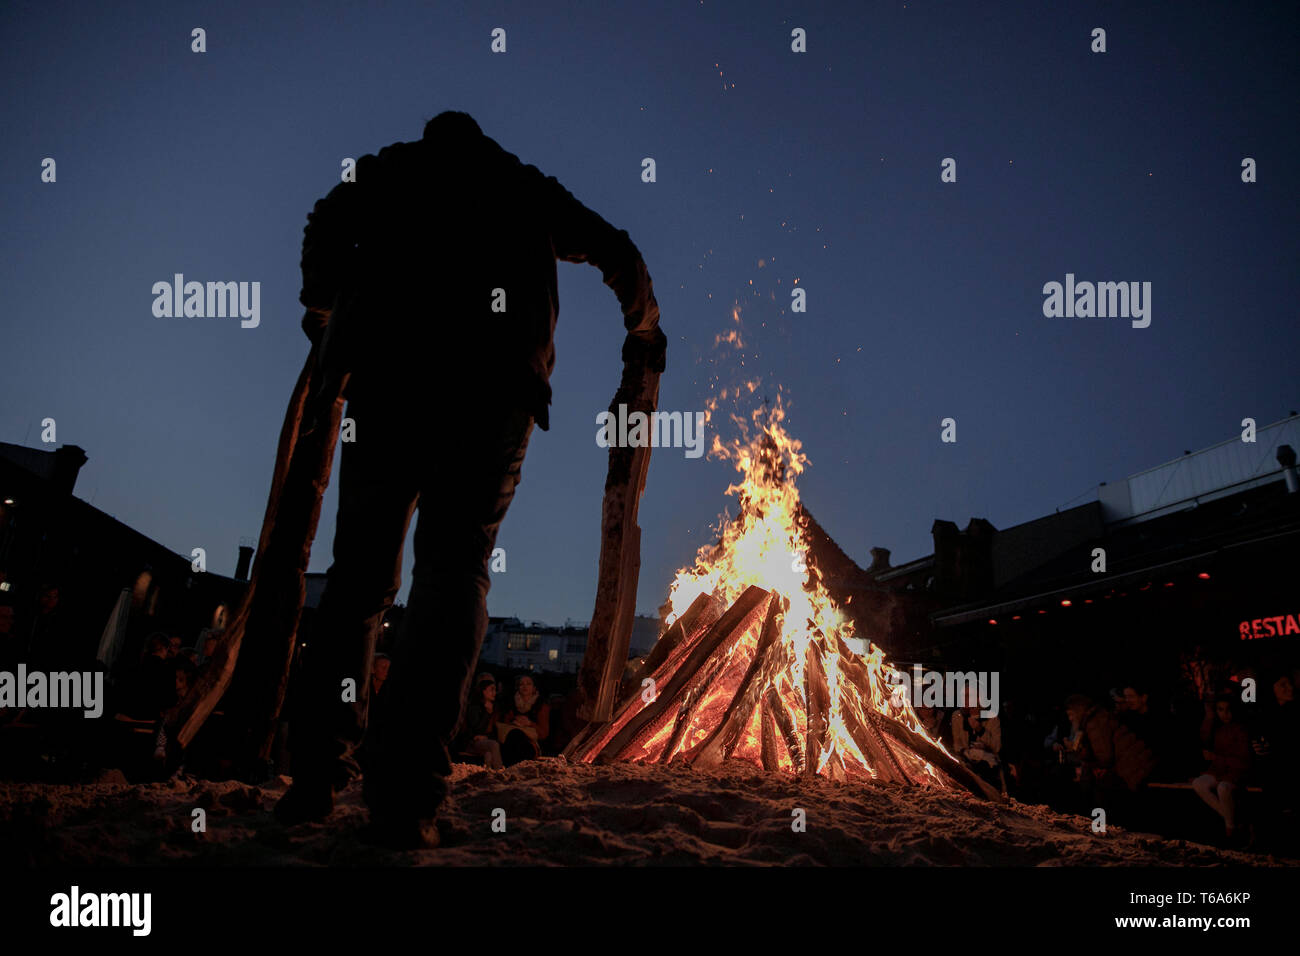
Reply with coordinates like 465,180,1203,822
459,673,503,770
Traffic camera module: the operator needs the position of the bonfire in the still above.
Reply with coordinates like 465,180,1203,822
567,400,999,800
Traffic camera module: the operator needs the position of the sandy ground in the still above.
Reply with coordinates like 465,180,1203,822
0,757,1285,866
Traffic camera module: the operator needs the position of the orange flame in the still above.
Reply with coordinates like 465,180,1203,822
653,396,951,783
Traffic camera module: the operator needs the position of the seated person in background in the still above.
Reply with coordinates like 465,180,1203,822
1253,674,1299,843
120,634,179,721
1119,681,1173,780
917,706,948,749
371,653,391,697
1108,687,1127,715
1067,693,1155,806
111,635,184,778
456,673,503,770
155,660,197,767
172,660,193,706
952,704,1003,788
499,674,551,766
1192,694,1251,841
200,633,222,669
0,600,21,670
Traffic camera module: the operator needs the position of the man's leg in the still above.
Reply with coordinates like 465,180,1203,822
362,401,534,825
277,394,419,821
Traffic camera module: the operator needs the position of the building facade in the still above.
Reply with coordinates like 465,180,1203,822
0,441,247,671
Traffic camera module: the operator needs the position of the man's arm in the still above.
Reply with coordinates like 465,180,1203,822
536,169,665,369
298,170,368,343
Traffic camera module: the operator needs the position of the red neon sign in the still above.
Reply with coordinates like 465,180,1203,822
1239,614,1300,640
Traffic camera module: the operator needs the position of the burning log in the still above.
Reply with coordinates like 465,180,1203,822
629,592,722,692
838,692,908,784
859,698,912,783
827,751,848,783
661,633,741,763
565,591,723,763
765,686,804,775
561,721,603,764
829,631,882,705
593,586,770,764
759,695,780,772
803,639,832,780
689,594,787,768
871,711,1004,802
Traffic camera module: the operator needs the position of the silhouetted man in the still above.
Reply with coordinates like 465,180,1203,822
274,111,663,848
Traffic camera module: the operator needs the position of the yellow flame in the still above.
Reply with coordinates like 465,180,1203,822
661,396,950,783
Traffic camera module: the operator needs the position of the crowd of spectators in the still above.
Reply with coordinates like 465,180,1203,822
916,658,1299,852
3,588,1296,857
455,670,559,769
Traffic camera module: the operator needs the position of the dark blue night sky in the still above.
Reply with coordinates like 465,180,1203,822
3,1,1296,625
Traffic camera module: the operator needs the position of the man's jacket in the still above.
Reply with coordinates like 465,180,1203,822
298,126,661,430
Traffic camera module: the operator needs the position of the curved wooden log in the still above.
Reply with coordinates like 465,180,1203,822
167,345,334,758
576,341,662,722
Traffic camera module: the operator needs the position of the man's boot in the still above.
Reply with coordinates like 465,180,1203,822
361,762,448,849
361,814,441,850
273,778,335,825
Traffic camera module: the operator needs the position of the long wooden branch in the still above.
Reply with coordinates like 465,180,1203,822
167,346,330,754
224,390,345,765
576,342,662,722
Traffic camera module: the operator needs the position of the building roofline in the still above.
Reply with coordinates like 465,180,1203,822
1120,413,1298,483
931,524,1300,626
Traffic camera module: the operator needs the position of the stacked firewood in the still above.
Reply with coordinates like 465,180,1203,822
564,586,1002,802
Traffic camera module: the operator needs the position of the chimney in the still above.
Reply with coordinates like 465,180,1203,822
51,445,88,497
931,520,959,594
867,547,892,573
235,545,255,580
931,518,995,599
963,518,997,595
1278,444,1299,494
